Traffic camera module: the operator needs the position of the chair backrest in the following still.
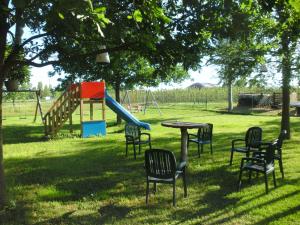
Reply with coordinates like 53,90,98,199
145,149,177,179
265,143,276,166
125,123,140,138
245,127,262,148
197,123,213,141
275,129,287,149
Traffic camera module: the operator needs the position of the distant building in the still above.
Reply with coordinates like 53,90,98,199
188,82,217,89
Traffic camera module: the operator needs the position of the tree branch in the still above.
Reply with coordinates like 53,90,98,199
20,32,50,48
7,30,15,42
23,60,58,67
9,42,134,70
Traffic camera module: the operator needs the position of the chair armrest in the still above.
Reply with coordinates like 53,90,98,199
252,151,267,159
258,142,273,151
125,135,134,140
232,139,245,148
188,133,198,139
177,161,187,171
140,133,151,141
241,157,265,163
140,133,150,137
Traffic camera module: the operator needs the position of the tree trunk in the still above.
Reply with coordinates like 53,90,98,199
115,82,122,125
0,82,5,209
227,80,233,112
0,0,9,209
280,36,291,139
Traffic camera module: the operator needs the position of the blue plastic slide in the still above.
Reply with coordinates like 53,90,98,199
105,91,151,130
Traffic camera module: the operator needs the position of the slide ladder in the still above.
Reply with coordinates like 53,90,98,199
43,84,80,136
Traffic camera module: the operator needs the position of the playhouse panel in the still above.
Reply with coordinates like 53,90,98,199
82,120,106,138
80,81,105,99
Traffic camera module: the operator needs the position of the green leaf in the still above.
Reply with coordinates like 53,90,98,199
133,10,143,22
290,0,300,12
94,7,106,13
58,12,65,20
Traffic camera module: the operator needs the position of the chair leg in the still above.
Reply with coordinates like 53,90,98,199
264,172,269,194
210,142,213,154
149,141,152,150
173,180,176,206
248,171,252,183
230,150,234,165
183,171,187,197
279,158,284,179
238,169,243,191
201,144,204,153
197,143,200,157
187,140,189,149
138,143,141,154
146,180,149,204
125,142,128,157
273,170,277,187
133,143,136,159
153,182,157,194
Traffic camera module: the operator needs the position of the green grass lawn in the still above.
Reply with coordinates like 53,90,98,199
1,104,300,225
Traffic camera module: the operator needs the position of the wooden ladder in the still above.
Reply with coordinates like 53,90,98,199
43,84,80,137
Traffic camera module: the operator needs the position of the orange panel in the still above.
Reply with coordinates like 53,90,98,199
80,81,105,99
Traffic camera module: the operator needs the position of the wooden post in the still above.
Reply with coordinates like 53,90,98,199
37,90,44,123
90,102,93,120
102,99,105,121
80,99,83,136
68,95,72,134
34,91,39,122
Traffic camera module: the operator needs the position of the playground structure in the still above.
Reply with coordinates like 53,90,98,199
3,89,43,122
121,90,162,115
43,81,150,138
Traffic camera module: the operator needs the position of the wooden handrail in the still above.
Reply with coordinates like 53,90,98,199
44,84,80,116
44,84,80,136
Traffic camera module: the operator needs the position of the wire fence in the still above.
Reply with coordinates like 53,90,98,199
3,86,299,118
120,87,285,105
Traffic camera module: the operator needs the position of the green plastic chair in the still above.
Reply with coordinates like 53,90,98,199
238,142,277,194
125,123,151,159
187,123,213,157
145,149,187,206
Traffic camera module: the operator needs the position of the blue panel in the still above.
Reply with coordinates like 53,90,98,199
82,120,106,138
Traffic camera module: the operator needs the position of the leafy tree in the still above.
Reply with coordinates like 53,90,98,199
0,0,175,208
258,1,300,138
50,0,217,124
207,1,272,111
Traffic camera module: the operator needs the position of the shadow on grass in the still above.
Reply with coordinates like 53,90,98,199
3,124,45,144
2,116,299,225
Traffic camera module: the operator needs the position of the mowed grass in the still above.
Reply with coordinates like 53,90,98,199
1,103,300,225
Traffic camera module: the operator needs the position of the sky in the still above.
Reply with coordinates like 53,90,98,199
29,65,220,90
29,59,296,89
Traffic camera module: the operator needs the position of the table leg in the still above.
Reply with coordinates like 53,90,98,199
180,128,188,162
297,107,300,117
